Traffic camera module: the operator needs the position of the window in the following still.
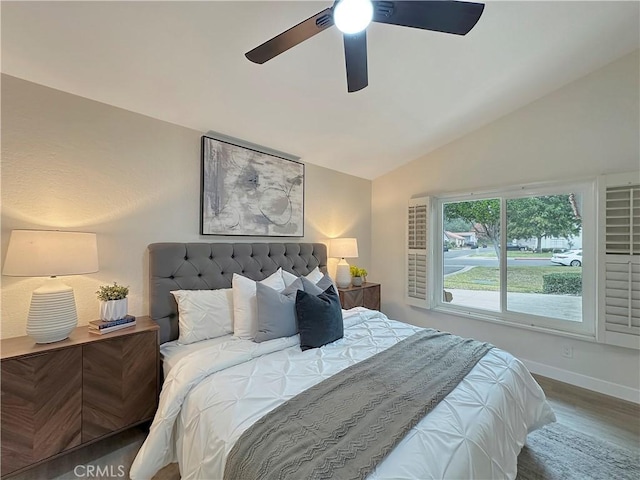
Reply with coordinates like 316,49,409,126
436,181,596,336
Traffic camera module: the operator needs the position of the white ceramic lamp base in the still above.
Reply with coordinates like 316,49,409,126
26,277,78,344
335,259,352,288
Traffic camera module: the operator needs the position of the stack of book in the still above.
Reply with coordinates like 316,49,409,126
88,315,136,335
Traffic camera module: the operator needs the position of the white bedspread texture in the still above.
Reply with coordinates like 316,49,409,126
131,308,555,480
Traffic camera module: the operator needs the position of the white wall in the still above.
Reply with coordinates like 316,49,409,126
1,75,372,339
372,51,640,401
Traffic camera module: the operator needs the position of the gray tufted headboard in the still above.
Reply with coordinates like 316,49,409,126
148,242,327,344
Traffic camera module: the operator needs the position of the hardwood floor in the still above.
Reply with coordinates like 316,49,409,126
6,375,639,480
532,374,640,450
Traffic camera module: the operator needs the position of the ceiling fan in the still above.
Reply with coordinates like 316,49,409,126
245,0,485,93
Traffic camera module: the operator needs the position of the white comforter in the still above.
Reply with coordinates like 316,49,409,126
131,308,555,480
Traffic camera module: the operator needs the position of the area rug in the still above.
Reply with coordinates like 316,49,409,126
516,422,639,480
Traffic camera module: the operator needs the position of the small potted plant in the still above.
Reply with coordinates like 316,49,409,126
96,282,129,321
349,265,368,287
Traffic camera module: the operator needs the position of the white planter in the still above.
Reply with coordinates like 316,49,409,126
351,276,363,287
99,298,128,321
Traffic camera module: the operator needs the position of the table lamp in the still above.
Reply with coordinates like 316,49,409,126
3,230,99,343
329,237,359,288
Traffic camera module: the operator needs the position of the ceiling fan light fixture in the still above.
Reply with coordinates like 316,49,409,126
334,0,373,34
245,0,485,92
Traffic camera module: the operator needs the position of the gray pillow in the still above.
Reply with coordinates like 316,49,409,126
300,273,334,295
254,278,303,343
300,276,324,295
316,273,335,292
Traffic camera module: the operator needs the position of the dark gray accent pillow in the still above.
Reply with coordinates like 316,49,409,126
295,286,344,351
254,278,304,343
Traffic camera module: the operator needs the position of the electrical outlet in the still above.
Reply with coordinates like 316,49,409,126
562,345,573,359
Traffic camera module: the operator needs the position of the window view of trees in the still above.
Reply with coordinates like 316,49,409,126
444,199,500,257
441,193,584,327
443,217,474,234
507,195,582,252
444,195,581,257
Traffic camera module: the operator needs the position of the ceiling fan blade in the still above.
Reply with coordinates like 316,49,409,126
245,8,334,64
372,1,484,35
344,31,368,93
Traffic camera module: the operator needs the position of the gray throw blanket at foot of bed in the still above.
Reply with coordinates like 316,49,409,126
224,329,494,480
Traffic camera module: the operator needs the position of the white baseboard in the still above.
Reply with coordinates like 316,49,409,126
522,359,640,404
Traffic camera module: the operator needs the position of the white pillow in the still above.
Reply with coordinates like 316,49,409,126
232,269,286,340
282,266,324,287
171,289,234,345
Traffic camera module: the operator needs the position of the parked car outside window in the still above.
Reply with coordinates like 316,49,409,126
550,249,582,267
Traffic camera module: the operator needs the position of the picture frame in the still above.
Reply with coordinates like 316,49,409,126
200,133,305,236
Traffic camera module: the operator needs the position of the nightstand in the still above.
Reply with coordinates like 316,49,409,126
337,282,381,310
0,316,160,477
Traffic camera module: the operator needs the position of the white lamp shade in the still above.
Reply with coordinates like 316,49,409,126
329,237,359,259
3,230,99,277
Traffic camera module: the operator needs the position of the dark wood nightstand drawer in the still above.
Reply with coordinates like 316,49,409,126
82,330,158,442
338,283,380,310
1,348,82,476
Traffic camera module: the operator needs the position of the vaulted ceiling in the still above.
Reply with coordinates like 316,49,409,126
2,1,638,179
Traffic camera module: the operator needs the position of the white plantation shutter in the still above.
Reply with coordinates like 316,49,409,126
600,175,640,349
605,185,640,254
604,258,640,335
407,253,427,300
407,197,430,308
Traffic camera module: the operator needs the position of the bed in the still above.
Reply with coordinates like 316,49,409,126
130,242,555,480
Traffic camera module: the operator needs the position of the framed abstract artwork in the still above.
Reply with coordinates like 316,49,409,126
200,134,305,236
